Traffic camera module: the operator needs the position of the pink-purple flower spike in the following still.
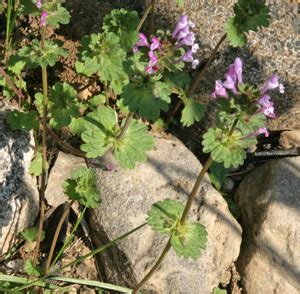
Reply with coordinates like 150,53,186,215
173,14,200,69
40,11,48,26
36,0,42,9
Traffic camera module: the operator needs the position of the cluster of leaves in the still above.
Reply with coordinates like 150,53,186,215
225,0,270,47
147,199,207,259
63,167,100,208
202,89,266,168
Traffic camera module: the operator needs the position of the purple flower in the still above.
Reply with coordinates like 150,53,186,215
226,57,243,85
36,0,42,9
176,25,190,41
177,32,195,47
192,59,199,69
150,37,161,51
260,74,279,94
211,80,228,99
40,11,48,26
182,49,193,62
191,43,199,53
172,14,188,38
136,33,149,47
258,94,276,118
223,74,237,95
279,83,285,93
255,127,269,137
148,50,158,67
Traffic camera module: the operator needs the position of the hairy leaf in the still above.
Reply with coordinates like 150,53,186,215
114,119,154,169
103,9,139,51
63,167,100,208
147,199,184,234
21,227,44,243
29,150,49,177
181,99,205,127
225,17,247,47
171,222,207,259
121,77,171,121
48,82,80,129
17,39,68,68
76,33,128,94
6,110,39,131
209,161,229,190
24,260,42,277
47,5,70,28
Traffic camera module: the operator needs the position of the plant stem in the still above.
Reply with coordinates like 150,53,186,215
33,23,48,265
46,124,86,157
117,112,133,140
137,0,156,32
165,33,227,125
44,201,74,274
14,223,147,292
133,156,213,293
133,239,171,294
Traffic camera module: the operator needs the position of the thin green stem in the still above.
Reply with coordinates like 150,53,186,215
133,239,171,294
117,112,134,140
165,33,227,125
44,201,74,274
51,206,87,267
33,23,48,265
14,223,147,292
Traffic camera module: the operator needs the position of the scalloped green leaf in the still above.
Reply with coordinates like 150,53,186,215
24,260,42,277
103,9,139,51
147,199,184,234
6,110,39,131
209,161,229,190
181,99,205,127
63,167,100,208
21,227,45,243
202,128,247,168
171,222,207,260
47,5,70,28
48,82,80,129
114,119,154,169
225,17,247,47
17,39,68,68
121,77,170,121
29,150,49,177
77,32,128,94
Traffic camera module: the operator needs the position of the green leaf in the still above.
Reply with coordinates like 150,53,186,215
213,287,227,294
202,128,247,168
68,117,86,136
19,0,39,15
77,33,128,94
103,9,139,51
48,82,80,129
147,199,184,234
176,0,184,6
180,99,205,127
29,150,49,177
171,222,207,259
24,260,41,277
47,5,70,28
88,94,106,109
225,17,247,47
209,161,229,190
121,77,170,121
80,106,118,158
6,110,39,131
17,39,68,68
21,227,44,243
63,167,100,208
114,119,154,169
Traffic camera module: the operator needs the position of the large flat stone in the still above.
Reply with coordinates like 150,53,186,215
89,135,242,293
235,156,300,293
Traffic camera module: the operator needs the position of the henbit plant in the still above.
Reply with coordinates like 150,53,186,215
0,0,280,292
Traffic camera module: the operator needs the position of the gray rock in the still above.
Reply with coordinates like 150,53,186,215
89,135,242,293
0,102,39,254
45,152,86,207
235,157,300,293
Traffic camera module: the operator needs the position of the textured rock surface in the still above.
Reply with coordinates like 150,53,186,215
89,135,242,293
151,0,299,130
45,152,86,207
235,157,300,293
279,130,300,149
0,102,39,254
